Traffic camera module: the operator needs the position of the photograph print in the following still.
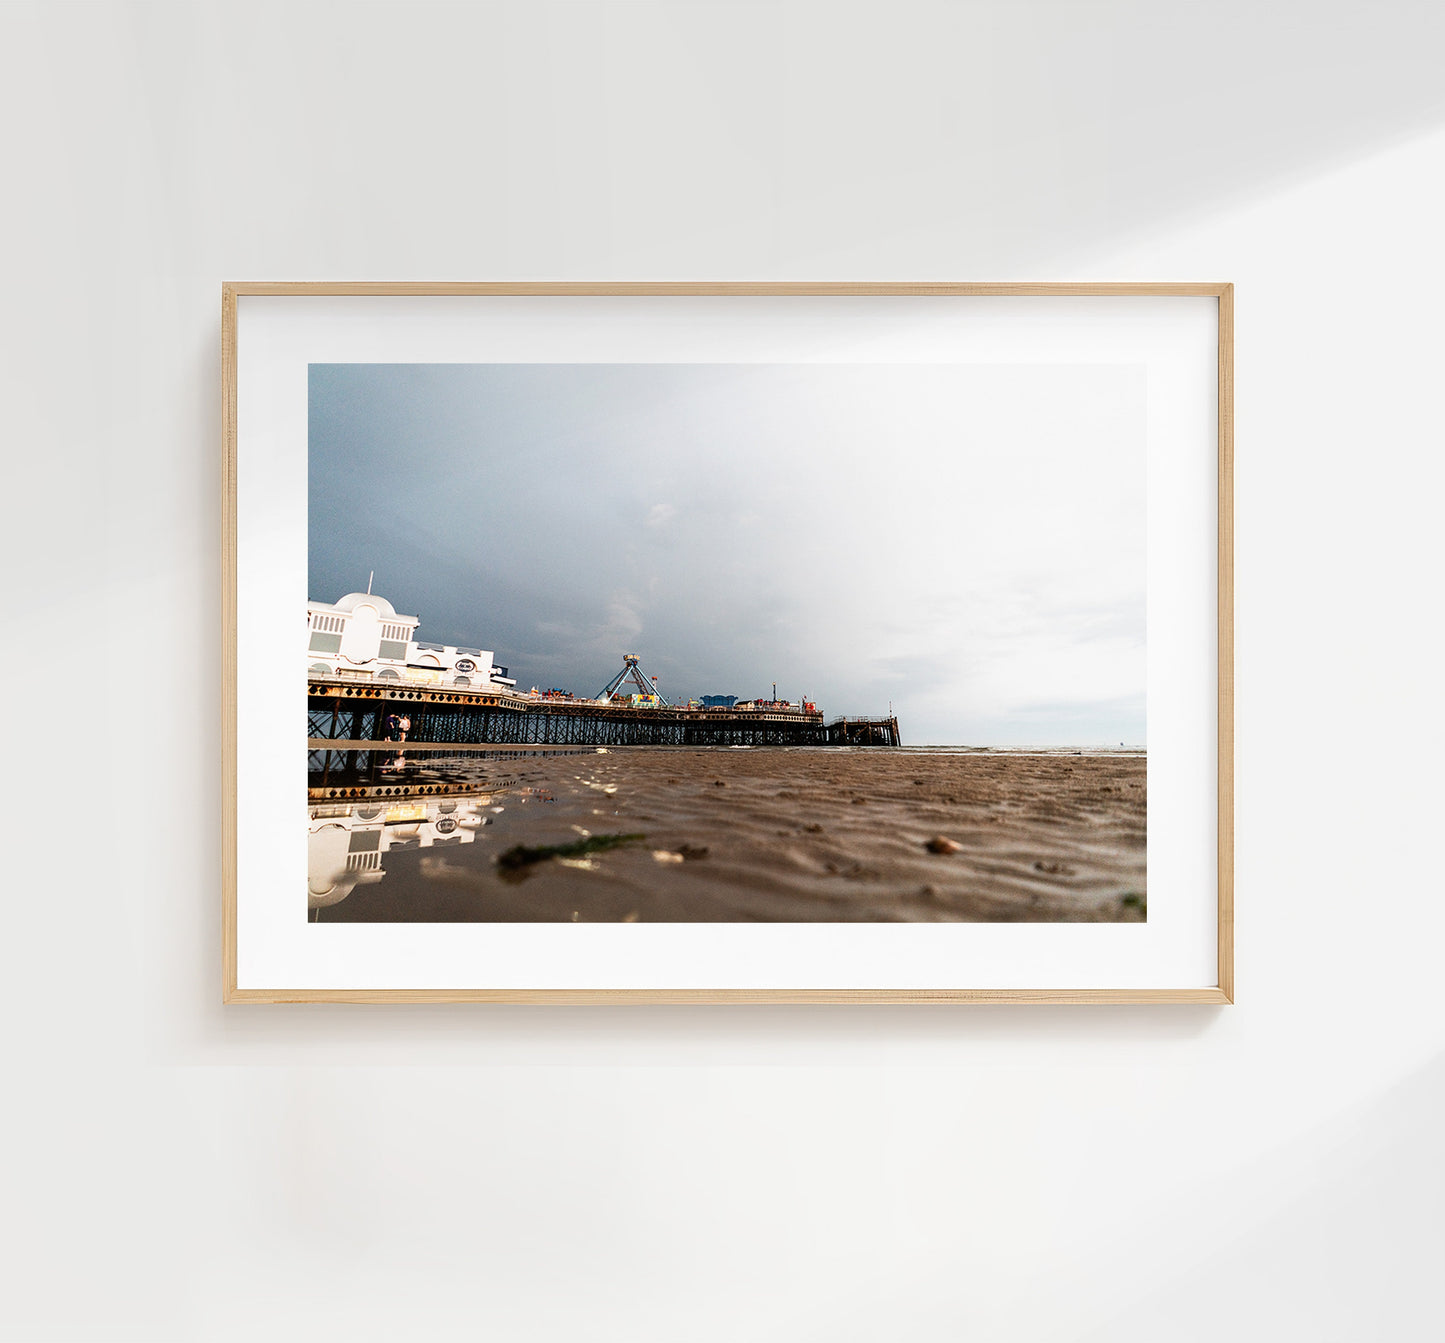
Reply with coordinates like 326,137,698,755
306,359,1146,924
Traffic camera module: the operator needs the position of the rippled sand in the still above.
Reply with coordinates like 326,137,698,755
310,747,1146,923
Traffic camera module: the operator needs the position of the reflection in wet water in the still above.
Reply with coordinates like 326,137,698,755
308,780,524,918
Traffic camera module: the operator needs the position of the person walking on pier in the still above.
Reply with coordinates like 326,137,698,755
381,712,410,772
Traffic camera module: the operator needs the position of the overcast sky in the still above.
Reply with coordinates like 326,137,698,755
309,362,1144,745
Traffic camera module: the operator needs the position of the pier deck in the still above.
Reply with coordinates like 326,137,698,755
307,676,900,794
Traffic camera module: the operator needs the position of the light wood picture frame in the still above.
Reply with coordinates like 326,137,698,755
223,282,1233,1004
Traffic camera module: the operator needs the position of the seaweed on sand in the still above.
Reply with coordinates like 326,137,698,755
496,833,646,879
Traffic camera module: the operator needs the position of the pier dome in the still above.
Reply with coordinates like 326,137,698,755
331,592,402,618
305,587,515,692
306,590,421,669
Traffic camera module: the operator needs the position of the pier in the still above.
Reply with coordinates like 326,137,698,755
308,675,901,796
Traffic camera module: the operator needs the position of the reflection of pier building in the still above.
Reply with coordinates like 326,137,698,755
307,591,517,690
308,793,501,911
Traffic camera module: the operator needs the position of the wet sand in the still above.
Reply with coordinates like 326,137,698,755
311,747,1146,923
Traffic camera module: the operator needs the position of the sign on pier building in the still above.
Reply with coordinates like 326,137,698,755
306,591,516,691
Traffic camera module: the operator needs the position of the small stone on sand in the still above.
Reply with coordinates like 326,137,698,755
925,836,962,854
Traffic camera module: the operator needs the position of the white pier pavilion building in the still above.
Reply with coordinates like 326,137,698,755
306,590,517,691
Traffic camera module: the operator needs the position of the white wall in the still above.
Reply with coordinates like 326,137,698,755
2,3,1442,1339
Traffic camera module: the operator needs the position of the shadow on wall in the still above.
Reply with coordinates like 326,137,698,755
1075,1050,1445,1342
203,1000,1222,1065
19,2,1445,281
905,0,1445,266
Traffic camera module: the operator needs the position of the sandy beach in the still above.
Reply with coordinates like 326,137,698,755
309,747,1146,923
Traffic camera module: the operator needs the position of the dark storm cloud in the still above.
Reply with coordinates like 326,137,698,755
309,362,1146,743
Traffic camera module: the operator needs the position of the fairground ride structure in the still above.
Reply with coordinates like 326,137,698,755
597,653,672,706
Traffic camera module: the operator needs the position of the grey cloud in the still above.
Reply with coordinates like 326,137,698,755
310,362,1146,743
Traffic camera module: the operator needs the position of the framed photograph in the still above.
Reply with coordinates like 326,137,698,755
223,282,1233,1003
